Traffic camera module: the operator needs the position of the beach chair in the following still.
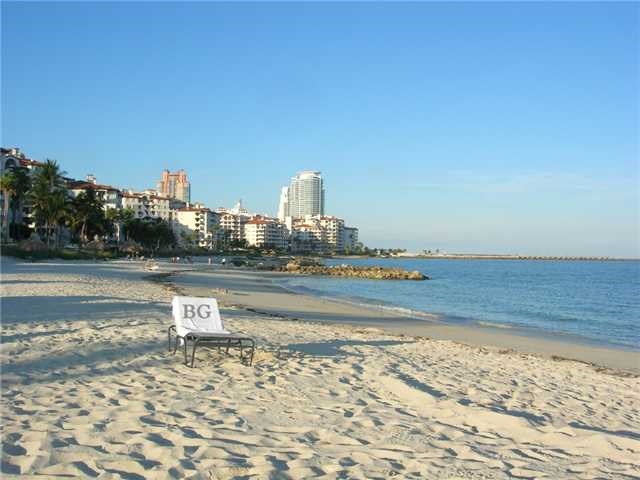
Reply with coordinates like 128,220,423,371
168,296,255,367
144,261,159,271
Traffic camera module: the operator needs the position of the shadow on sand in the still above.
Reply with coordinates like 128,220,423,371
286,339,414,357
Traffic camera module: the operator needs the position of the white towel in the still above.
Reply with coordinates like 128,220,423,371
172,296,230,337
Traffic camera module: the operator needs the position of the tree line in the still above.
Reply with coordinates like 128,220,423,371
0,159,176,251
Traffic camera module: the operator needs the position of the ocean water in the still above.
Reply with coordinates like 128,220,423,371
277,258,640,350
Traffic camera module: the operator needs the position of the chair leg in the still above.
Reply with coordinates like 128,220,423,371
190,338,199,368
183,337,189,365
248,340,255,366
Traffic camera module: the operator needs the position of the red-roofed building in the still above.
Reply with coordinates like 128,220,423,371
122,189,172,221
68,175,123,211
0,148,46,239
244,215,288,250
173,204,220,250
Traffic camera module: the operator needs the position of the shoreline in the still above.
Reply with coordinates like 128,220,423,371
170,266,639,373
274,276,639,354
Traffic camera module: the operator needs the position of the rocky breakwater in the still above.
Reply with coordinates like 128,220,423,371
282,262,429,280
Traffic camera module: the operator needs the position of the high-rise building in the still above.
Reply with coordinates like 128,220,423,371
157,169,191,203
285,171,324,219
277,187,289,220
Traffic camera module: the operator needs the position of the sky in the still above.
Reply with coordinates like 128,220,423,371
2,1,638,257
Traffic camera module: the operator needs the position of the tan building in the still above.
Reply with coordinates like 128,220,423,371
173,206,219,250
290,220,326,253
316,215,345,252
290,215,344,253
157,169,191,203
244,215,288,250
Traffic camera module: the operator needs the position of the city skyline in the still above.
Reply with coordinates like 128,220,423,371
2,2,637,256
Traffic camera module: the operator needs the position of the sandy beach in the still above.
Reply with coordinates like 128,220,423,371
1,258,639,479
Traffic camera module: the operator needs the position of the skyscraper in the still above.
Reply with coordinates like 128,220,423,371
277,187,289,221
157,169,191,203
285,171,325,219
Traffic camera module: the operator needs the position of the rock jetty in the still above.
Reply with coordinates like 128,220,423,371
281,262,429,280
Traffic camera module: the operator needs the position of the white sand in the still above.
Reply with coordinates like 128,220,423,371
1,258,639,479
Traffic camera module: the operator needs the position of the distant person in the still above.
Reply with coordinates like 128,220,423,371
222,258,226,267
208,256,212,265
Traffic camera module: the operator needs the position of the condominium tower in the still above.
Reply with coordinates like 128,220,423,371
157,169,191,203
283,171,325,219
277,187,289,220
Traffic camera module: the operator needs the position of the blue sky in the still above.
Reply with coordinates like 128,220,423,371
2,2,638,256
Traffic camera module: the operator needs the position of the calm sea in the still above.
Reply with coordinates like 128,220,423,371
277,258,640,350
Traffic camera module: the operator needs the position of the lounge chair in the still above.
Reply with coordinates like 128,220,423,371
144,260,159,271
168,296,255,367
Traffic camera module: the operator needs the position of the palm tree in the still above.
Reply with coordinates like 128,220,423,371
106,207,134,244
0,170,17,243
49,191,70,249
69,189,106,244
8,168,31,240
30,159,68,249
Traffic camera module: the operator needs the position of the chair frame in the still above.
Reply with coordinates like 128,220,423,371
168,325,255,367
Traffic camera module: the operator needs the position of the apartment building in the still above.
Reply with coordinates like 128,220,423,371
290,220,326,253
173,206,219,250
68,175,123,211
122,190,172,220
215,200,251,244
289,215,343,253
0,148,44,238
316,215,345,252
244,215,288,250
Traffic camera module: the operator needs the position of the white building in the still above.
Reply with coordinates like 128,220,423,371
315,215,344,252
0,148,44,239
290,220,326,253
68,175,123,211
284,171,325,219
215,200,252,244
173,206,219,250
277,186,289,221
244,215,288,250
122,190,172,221
289,215,357,254
343,226,359,251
